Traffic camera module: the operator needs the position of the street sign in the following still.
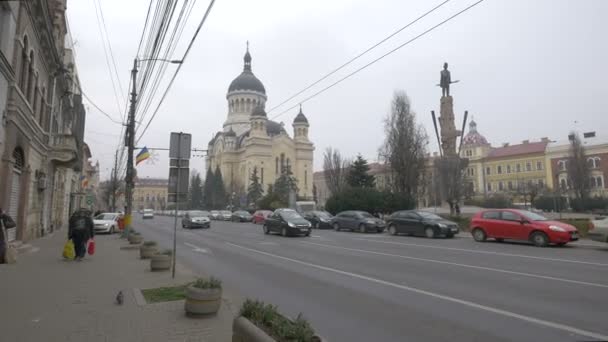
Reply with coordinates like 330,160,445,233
169,132,192,159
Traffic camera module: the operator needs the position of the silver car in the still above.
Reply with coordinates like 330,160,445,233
588,217,608,243
93,213,120,234
220,210,232,221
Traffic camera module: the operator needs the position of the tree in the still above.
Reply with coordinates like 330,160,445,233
202,167,215,209
257,184,285,210
567,132,591,206
273,166,299,205
379,91,428,201
346,155,375,188
188,171,204,209
323,147,350,195
247,166,264,206
213,165,228,209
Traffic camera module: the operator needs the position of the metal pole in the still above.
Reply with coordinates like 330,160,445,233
172,132,182,279
123,59,138,238
111,151,118,212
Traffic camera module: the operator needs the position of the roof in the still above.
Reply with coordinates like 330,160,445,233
462,120,489,146
236,120,287,148
486,141,547,159
227,47,266,94
293,106,308,124
134,178,168,187
251,105,267,117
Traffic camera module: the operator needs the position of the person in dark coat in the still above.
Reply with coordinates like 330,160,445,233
0,208,16,264
68,208,95,261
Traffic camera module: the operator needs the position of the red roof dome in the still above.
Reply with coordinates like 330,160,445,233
462,120,489,146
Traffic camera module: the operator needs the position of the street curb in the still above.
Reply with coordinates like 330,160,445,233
132,287,147,306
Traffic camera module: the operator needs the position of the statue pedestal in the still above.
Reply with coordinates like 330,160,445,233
438,96,461,157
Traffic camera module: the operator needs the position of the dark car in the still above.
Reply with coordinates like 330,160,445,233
232,210,253,222
263,209,311,237
303,211,334,229
331,211,385,233
181,210,211,229
386,210,459,238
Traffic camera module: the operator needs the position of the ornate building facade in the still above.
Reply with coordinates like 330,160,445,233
206,47,314,199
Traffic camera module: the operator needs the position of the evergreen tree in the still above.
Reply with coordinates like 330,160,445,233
213,165,227,209
203,167,215,209
274,166,299,205
189,172,204,209
346,155,376,188
247,166,264,206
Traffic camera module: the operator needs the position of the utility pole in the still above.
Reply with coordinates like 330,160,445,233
111,150,118,212
123,58,138,237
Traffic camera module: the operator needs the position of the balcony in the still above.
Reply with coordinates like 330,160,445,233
50,134,79,167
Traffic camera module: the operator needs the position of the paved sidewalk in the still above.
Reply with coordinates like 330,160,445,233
0,231,237,342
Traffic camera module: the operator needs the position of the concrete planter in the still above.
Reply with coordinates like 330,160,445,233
139,245,158,259
184,285,222,315
150,254,171,271
128,234,143,245
232,316,325,342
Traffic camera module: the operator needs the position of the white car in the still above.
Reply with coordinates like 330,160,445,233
588,217,608,243
143,209,154,219
93,213,120,234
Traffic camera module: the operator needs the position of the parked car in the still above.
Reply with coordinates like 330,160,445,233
182,210,211,229
303,211,334,229
93,213,120,234
209,211,220,220
386,210,459,238
331,211,385,233
142,208,154,219
470,209,579,247
232,210,253,222
588,217,608,243
219,210,232,221
263,208,311,237
252,210,273,224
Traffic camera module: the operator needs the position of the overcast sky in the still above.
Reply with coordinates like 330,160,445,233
67,0,608,181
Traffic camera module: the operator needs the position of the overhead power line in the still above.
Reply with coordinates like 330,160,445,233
82,91,123,124
136,0,217,143
271,0,485,120
266,0,451,115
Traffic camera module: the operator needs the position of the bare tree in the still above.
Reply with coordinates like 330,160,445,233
379,91,428,201
567,132,591,203
323,147,350,196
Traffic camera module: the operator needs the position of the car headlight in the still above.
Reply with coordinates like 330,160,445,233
437,223,447,229
288,222,296,228
366,219,376,224
549,225,566,232
307,222,312,228
104,223,110,227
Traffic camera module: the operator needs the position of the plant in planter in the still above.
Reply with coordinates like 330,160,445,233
139,241,158,259
233,299,323,342
150,249,172,271
128,231,143,245
185,277,222,316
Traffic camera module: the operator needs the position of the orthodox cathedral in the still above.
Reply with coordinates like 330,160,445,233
206,46,314,199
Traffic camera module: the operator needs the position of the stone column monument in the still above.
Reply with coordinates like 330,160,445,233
438,62,461,157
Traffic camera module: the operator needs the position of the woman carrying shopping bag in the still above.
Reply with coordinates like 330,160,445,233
68,209,95,261
0,207,17,264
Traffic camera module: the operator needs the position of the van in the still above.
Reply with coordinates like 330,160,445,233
143,209,154,219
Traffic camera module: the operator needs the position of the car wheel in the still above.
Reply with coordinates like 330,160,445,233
424,227,436,239
359,224,367,233
315,222,320,229
472,228,487,242
305,231,311,237
388,224,397,236
446,232,454,238
281,227,288,237
263,225,269,235
110,226,115,234
530,231,549,247
333,222,340,231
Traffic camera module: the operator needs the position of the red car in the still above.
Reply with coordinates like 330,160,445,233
470,209,579,247
252,210,273,224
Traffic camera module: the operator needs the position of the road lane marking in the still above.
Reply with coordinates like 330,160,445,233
226,242,608,341
184,242,211,254
354,238,608,267
300,241,608,289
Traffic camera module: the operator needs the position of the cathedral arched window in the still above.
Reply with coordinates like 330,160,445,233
275,157,279,174
246,98,251,112
286,158,291,172
280,154,285,173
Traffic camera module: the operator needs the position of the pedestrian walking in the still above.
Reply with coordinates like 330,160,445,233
0,208,17,264
68,208,95,261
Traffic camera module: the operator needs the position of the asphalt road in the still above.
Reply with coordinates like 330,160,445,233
134,215,608,342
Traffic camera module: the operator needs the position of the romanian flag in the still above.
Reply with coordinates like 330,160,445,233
80,175,88,188
136,147,150,166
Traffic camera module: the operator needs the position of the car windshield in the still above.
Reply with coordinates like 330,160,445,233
516,210,549,221
280,211,304,220
189,211,208,217
418,212,443,220
314,211,332,218
357,212,374,218
95,214,117,220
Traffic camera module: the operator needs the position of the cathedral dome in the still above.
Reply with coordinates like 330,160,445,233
228,45,266,94
293,106,308,124
462,120,489,146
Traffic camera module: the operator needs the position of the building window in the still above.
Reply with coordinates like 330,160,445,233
280,154,285,173
275,157,279,174
261,167,264,184
538,179,544,188
508,181,513,190
587,157,601,169
498,182,504,191
558,160,567,171
560,179,567,189
497,166,502,174
598,176,604,188
506,165,511,174
526,162,532,172
536,161,543,171
487,183,492,191
305,170,308,186
27,51,34,101
486,167,491,175
516,163,521,172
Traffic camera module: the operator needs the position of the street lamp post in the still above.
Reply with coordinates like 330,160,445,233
122,57,182,238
